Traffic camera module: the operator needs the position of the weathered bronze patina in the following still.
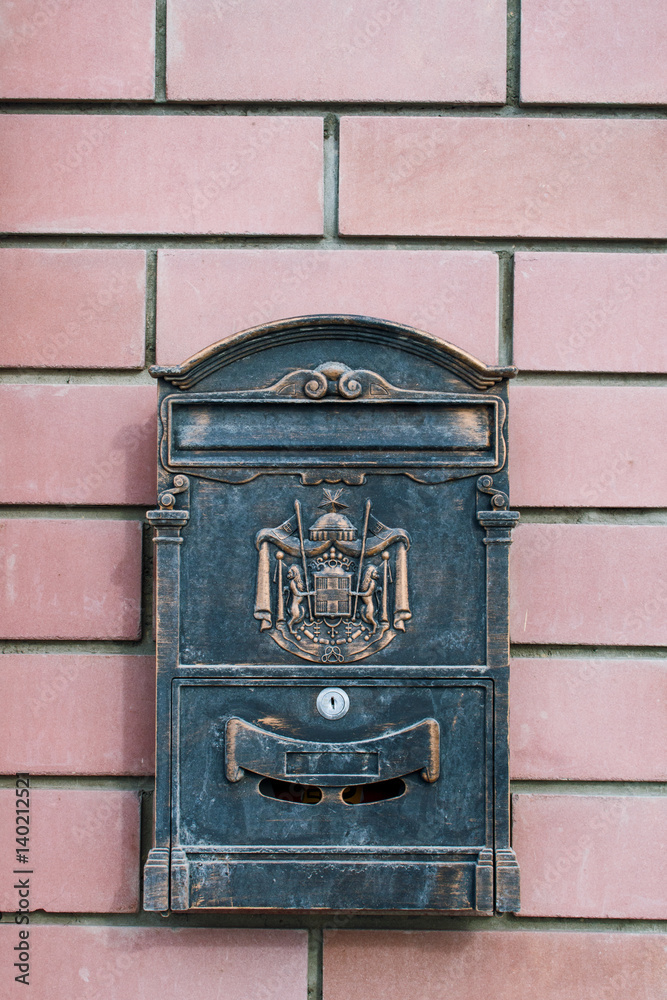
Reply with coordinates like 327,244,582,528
144,315,520,913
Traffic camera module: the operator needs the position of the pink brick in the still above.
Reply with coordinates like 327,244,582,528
0,655,155,776
514,794,667,919
514,253,667,373
156,249,499,365
167,0,506,103
323,930,667,1000
521,0,667,104
511,524,667,646
0,249,146,369
0,116,323,235
0,926,307,999
0,385,157,505
511,659,667,781
509,386,667,507
339,117,667,238
0,519,142,640
0,789,139,912
0,0,155,100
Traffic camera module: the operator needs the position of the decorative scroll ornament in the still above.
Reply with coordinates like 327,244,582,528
476,475,509,510
254,490,411,663
158,474,190,510
267,360,397,400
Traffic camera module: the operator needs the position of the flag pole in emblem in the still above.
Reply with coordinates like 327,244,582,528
353,499,372,620
294,500,313,621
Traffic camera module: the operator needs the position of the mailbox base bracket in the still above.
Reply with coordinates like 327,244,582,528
159,849,498,913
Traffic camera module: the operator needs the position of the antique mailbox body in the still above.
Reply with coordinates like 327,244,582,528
145,315,520,913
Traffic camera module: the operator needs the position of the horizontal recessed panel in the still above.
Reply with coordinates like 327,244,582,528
286,751,379,777
167,398,499,469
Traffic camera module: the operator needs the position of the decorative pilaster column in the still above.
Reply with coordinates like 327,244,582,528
143,476,189,912
477,499,520,670
477,475,521,913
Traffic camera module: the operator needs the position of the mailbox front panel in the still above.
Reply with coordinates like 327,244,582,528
144,316,520,914
175,676,492,849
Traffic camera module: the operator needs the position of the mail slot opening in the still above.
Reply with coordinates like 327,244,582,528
342,778,407,805
258,777,322,804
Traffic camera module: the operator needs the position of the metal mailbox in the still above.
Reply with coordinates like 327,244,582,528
144,315,521,914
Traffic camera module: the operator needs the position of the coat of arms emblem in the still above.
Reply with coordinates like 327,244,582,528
254,490,411,663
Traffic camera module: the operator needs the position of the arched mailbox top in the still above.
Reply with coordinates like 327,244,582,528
150,313,517,391
151,315,515,488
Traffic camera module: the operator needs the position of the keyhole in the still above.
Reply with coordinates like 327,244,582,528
316,687,350,720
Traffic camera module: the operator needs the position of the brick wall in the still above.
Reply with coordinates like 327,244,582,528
1,1,665,997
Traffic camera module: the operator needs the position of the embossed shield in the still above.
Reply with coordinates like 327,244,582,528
313,570,352,617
